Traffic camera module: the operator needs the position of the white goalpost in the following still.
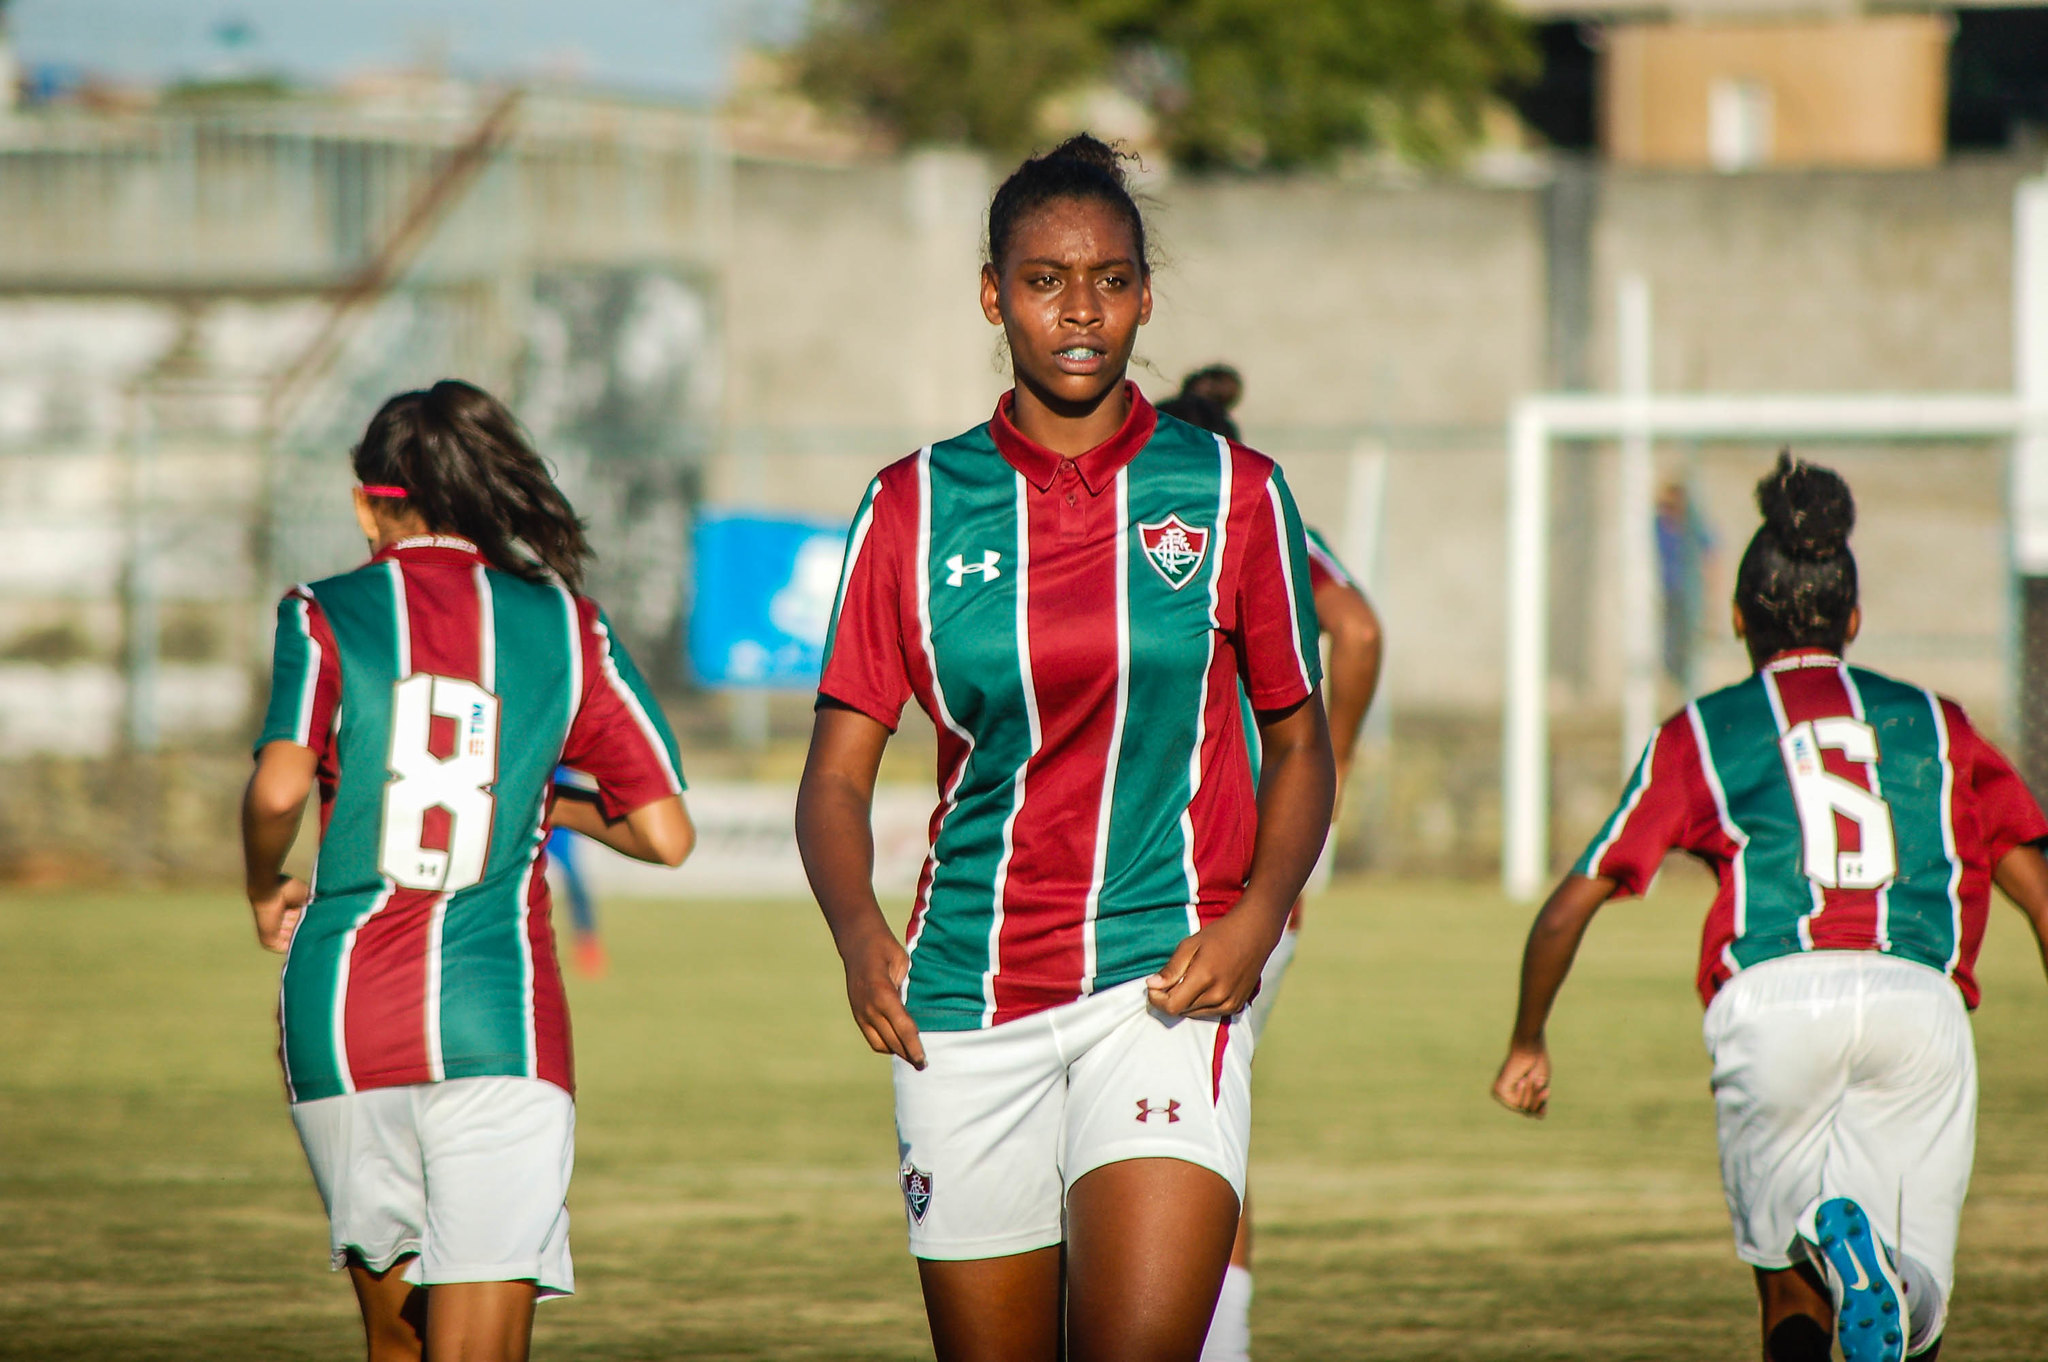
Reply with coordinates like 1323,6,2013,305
1499,178,2048,902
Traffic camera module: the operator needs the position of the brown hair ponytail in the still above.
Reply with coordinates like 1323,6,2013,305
352,380,593,591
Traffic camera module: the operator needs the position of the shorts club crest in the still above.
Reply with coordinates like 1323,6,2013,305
900,1166,934,1224
819,385,1321,1033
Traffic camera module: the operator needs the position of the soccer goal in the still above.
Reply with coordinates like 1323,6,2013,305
1500,182,2048,900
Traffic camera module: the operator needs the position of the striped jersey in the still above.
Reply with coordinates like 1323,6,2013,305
1576,649,2047,1007
257,535,685,1102
820,385,1322,1032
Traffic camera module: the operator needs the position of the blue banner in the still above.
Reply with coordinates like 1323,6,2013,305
688,511,849,689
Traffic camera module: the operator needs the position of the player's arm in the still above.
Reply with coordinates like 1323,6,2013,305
1491,873,1618,1119
550,790,693,867
1314,576,1382,788
1150,691,1336,1020
1992,841,2048,986
796,699,925,1070
242,740,317,953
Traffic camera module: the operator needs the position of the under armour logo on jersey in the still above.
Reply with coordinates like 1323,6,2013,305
900,1165,934,1224
1134,1098,1182,1124
1139,515,1210,590
945,550,1002,586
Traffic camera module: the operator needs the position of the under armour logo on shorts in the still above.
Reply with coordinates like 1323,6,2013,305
1134,1098,1182,1124
945,550,1001,586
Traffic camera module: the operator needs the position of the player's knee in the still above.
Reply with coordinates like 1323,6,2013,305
1766,1313,1831,1362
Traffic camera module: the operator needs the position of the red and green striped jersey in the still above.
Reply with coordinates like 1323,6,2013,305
257,535,685,1102
820,385,1322,1031
1576,649,2047,1008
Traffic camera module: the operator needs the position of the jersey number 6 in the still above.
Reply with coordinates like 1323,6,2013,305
381,673,500,892
1779,717,1898,890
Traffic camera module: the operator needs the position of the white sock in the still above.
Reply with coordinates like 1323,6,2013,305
1199,1264,1253,1362
1894,1252,1945,1356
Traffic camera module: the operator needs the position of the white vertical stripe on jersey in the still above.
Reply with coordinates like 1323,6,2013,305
1264,474,1313,693
554,584,584,730
289,588,321,746
1759,668,1828,949
982,470,1042,1026
388,561,413,676
594,614,683,794
1838,666,1892,951
1925,690,1966,976
1178,435,1232,933
830,481,881,646
1080,469,1134,992
1687,702,1751,979
515,786,546,1077
909,448,974,965
1587,728,1662,883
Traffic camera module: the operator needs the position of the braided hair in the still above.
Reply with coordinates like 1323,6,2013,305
1734,451,1858,662
986,133,1149,273
352,380,593,591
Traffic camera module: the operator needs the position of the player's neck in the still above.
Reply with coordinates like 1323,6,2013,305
1008,376,1131,458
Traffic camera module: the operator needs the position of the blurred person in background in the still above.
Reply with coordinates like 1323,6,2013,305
1159,371,1383,1362
241,380,694,1362
796,136,1335,1361
1492,454,2048,1362
547,768,608,978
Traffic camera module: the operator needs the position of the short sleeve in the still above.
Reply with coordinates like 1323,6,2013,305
1234,464,1323,711
1303,525,1358,594
1572,714,1725,899
1948,702,2048,864
560,604,687,820
817,476,913,731
255,587,340,759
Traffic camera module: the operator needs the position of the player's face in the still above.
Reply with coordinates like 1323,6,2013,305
981,196,1152,412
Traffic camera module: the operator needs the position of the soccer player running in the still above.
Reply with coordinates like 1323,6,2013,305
1158,378,1383,1362
241,380,694,1362
796,136,1336,1362
1491,453,2048,1362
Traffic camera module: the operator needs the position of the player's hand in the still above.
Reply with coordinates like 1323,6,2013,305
248,876,310,954
1146,906,1281,1020
1491,1041,1551,1119
839,922,926,1071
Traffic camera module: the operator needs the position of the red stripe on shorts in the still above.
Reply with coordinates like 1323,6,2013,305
1211,1017,1231,1104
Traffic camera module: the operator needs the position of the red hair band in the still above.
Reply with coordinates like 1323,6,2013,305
359,484,408,499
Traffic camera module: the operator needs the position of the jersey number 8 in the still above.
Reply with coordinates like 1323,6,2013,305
1779,717,1898,890
381,673,500,892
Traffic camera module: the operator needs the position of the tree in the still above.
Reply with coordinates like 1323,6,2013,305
795,0,1533,169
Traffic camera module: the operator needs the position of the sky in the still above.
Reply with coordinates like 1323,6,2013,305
7,0,808,102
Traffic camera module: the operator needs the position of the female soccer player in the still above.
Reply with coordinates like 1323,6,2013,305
1159,379,1383,1362
241,380,693,1362
795,135,1336,1362
1491,454,2048,1362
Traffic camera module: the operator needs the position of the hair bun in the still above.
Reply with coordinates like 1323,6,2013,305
1042,133,1130,184
1755,450,1854,563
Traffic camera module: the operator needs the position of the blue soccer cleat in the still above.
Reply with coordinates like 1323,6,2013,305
1810,1197,1908,1362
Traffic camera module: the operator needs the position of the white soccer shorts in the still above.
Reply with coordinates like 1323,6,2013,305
892,977,1254,1260
1244,923,1301,1045
290,1075,577,1297
1703,951,1976,1297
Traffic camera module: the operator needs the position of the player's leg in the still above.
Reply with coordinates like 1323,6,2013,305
894,1012,1069,1360
1702,957,1856,1355
1200,923,1297,1362
412,1076,576,1361
1067,1158,1240,1362
917,1249,1063,1362
1804,956,1977,1361
1064,979,1253,1360
348,1257,428,1362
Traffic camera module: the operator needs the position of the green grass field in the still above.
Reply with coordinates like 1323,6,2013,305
5,873,2048,1360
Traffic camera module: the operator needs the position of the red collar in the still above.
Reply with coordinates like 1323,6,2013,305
989,382,1157,494
371,534,490,567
